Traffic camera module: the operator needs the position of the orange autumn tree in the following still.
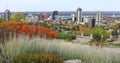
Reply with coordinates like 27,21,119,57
0,21,57,39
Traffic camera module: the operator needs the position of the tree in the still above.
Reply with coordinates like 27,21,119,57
111,24,119,31
91,27,110,42
79,25,91,36
111,23,120,35
0,19,5,23
117,23,120,35
10,13,26,21
111,30,118,40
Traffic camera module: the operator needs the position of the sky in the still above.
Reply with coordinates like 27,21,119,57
0,0,119,12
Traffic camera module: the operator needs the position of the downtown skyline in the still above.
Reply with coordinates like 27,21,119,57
0,0,120,12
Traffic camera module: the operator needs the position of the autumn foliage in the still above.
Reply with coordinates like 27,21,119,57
0,21,57,40
79,26,91,36
79,26,91,33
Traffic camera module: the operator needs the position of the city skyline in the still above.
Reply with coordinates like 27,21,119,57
0,0,120,12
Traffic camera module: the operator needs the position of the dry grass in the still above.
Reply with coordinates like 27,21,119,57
0,35,120,63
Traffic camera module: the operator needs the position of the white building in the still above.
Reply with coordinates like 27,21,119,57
96,12,103,26
0,14,5,19
83,17,90,23
71,14,75,22
4,9,11,21
77,8,82,24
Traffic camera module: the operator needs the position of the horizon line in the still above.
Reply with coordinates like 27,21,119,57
1,10,120,13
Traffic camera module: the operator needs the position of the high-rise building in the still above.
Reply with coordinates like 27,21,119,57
96,12,103,26
77,8,82,24
52,11,58,20
4,9,11,21
71,14,75,22
88,18,96,28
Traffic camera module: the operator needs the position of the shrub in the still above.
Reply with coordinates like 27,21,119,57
91,27,110,42
0,56,4,63
57,32,76,41
57,32,66,39
92,33,102,42
12,53,63,63
39,22,49,28
111,30,118,40
67,32,76,41
0,19,4,23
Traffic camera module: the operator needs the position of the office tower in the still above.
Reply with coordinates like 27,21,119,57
77,8,82,24
4,9,11,21
96,12,103,26
71,14,75,22
44,13,50,20
52,11,58,20
88,18,96,28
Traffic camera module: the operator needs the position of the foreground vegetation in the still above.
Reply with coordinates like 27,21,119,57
0,20,120,63
12,53,63,63
0,35,120,63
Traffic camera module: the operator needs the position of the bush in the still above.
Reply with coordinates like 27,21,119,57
67,32,76,41
0,56,4,63
0,19,5,23
39,22,49,28
92,33,102,42
57,32,76,41
57,32,66,39
12,53,64,63
91,27,110,42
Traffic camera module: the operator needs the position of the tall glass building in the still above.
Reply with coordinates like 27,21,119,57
77,8,82,24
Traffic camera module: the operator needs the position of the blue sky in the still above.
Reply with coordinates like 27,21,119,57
0,0,119,12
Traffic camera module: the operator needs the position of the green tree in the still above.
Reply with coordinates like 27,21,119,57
111,24,119,30
111,30,118,40
91,27,110,42
73,25,80,31
57,32,76,41
0,19,5,23
10,13,26,21
39,22,49,28
111,23,120,35
117,23,120,35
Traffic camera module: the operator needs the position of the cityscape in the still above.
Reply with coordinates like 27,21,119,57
1,8,120,27
0,0,120,63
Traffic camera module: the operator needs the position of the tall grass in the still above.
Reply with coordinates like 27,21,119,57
0,35,120,63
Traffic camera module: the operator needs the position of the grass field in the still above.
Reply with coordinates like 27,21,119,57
0,35,120,63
